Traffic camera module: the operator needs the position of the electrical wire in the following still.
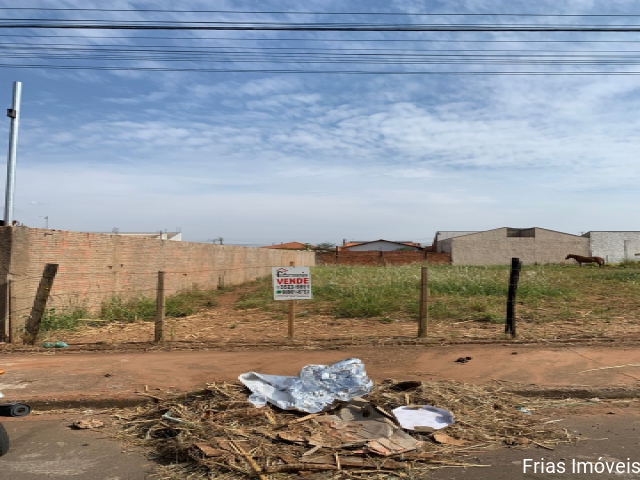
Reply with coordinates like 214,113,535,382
6,21,640,32
2,63,640,74
5,33,640,43
1,8,640,17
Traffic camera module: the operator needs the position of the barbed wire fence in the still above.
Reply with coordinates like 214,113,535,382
2,262,291,345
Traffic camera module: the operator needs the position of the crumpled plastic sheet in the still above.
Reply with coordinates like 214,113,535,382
238,358,374,413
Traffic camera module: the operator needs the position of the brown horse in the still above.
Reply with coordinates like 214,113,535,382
565,254,605,267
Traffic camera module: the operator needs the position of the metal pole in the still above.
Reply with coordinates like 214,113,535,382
4,81,22,225
288,260,295,339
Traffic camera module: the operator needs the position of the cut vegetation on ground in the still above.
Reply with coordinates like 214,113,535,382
116,380,573,479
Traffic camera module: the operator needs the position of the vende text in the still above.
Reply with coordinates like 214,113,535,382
277,278,310,285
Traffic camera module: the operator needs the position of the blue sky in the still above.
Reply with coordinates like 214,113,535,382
1,0,639,245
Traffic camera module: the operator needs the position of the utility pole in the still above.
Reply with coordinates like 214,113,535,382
4,81,22,225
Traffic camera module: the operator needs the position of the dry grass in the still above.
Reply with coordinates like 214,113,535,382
115,380,573,479
44,263,640,347
236,264,640,325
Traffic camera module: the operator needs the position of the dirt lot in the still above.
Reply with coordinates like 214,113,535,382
40,283,640,349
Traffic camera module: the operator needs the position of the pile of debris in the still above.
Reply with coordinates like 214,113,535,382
116,360,571,479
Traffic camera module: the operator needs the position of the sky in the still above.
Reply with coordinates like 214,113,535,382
0,0,639,245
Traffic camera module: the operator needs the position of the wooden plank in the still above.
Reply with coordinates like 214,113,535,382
23,263,58,345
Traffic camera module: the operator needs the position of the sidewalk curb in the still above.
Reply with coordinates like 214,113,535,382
17,386,639,411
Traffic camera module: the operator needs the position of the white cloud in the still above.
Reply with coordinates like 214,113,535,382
2,0,640,243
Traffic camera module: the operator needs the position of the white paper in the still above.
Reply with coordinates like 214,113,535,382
392,405,455,431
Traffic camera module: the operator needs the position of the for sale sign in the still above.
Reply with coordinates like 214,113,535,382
272,266,312,300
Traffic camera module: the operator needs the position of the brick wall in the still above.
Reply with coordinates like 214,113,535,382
0,226,315,342
316,250,450,266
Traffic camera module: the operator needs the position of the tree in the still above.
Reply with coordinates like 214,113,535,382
316,242,337,252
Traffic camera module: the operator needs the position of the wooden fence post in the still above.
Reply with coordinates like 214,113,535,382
0,280,7,343
155,271,165,343
23,263,58,345
505,258,522,338
335,246,339,265
288,261,295,339
7,279,13,343
418,266,429,338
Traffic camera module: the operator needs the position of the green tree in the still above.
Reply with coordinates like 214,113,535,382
316,242,337,252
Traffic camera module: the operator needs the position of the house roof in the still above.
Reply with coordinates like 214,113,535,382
342,239,422,249
447,227,584,240
582,231,640,236
262,241,314,250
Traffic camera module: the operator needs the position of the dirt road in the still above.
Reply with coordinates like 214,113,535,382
2,344,639,406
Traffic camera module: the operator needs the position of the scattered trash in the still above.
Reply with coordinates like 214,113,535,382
454,356,473,363
516,407,532,415
239,358,373,413
161,410,189,424
291,398,422,456
390,380,422,391
41,341,68,348
117,377,573,478
72,419,104,429
392,405,455,431
432,433,467,446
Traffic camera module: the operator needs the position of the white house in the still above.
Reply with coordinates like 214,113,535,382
582,231,640,263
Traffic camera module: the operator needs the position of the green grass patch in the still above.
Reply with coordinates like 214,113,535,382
41,285,221,331
100,285,220,322
233,263,640,323
41,306,90,332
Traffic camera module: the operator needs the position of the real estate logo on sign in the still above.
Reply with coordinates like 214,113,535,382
272,267,312,300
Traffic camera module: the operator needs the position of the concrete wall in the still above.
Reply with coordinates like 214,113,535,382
345,241,420,251
585,232,640,263
0,226,315,342
434,231,479,252
450,228,590,266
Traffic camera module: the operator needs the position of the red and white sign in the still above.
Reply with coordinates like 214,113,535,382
272,266,312,300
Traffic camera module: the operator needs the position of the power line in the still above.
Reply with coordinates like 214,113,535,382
1,63,639,74
9,41,640,53
1,8,640,17
4,33,640,44
6,22,640,32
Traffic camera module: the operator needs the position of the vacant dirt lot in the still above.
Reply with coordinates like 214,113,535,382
41,283,640,349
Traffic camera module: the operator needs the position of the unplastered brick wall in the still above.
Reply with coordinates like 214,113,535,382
1,227,315,341
316,251,451,266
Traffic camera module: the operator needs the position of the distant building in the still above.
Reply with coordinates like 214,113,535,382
582,231,640,263
100,231,182,241
440,227,589,265
262,241,315,251
341,239,422,252
433,231,479,252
